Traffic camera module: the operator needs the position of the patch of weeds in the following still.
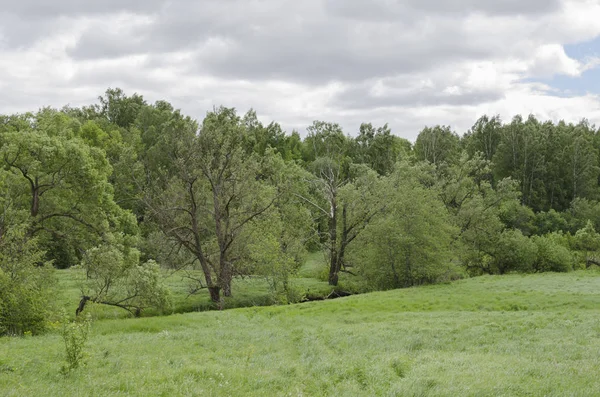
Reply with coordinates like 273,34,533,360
408,339,425,352
60,311,92,374
391,358,411,378
0,363,16,373
506,303,529,311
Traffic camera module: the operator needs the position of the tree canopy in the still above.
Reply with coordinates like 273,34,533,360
3,88,600,334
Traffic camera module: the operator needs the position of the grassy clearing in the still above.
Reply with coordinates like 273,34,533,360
3,271,600,396
297,251,327,279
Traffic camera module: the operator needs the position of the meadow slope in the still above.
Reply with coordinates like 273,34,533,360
2,272,600,396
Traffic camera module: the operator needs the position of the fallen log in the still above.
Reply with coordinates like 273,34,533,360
302,289,354,302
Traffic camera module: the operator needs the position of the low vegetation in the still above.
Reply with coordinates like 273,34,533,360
2,272,600,395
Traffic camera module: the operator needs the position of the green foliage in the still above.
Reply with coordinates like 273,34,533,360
97,88,147,128
0,109,138,268
60,310,92,373
247,232,300,304
534,209,569,235
464,115,502,161
489,229,538,274
439,153,524,275
350,164,458,289
491,116,599,212
531,233,575,272
414,125,460,166
573,220,600,253
7,89,600,337
0,181,54,336
81,235,171,316
352,122,409,175
499,199,535,235
0,232,54,335
303,121,349,163
144,107,300,302
243,109,292,159
566,198,600,233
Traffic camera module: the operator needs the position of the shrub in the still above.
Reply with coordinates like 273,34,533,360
80,235,171,316
0,223,54,336
491,229,538,274
60,311,92,373
531,233,575,272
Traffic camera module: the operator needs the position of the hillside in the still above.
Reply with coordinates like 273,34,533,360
2,272,600,396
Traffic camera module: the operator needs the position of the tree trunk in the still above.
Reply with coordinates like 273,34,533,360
208,286,221,302
328,197,338,286
586,258,600,268
31,186,40,217
222,280,232,297
189,181,218,303
76,296,90,316
328,269,339,286
337,204,349,273
220,258,233,297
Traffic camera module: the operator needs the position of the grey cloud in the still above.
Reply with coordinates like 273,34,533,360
326,0,562,19
416,0,562,15
193,33,487,84
0,79,98,114
0,14,56,49
66,29,148,60
0,0,165,17
0,0,165,48
67,0,302,59
69,64,172,94
332,80,504,110
0,0,569,80
68,0,494,84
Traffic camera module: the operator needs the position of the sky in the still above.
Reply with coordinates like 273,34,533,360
0,0,599,140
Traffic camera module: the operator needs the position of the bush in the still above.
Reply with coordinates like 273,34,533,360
61,311,92,373
246,232,303,304
531,233,574,272
491,229,538,274
0,225,54,336
533,210,569,235
81,235,171,316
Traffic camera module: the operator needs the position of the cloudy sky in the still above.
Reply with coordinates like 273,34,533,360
1,0,599,140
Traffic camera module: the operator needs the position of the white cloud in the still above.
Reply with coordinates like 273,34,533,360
0,0,599,140
529,44,583,77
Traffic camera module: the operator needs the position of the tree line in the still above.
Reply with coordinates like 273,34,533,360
2,88,600,335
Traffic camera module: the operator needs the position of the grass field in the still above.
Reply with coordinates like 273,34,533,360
3,271,600,396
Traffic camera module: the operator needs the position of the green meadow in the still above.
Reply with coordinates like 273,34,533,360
3,270,600,396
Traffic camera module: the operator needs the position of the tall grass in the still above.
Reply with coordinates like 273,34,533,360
2,271,600,395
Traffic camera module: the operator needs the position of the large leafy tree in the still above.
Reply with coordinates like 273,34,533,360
299,121,388,286
464,115,502,162
438,153,530,275
0,108,163,323
145,107,297,302
493,115,548,210
351,123,411,176
350,163,457,289
414,125,460,167
0,110,136,267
